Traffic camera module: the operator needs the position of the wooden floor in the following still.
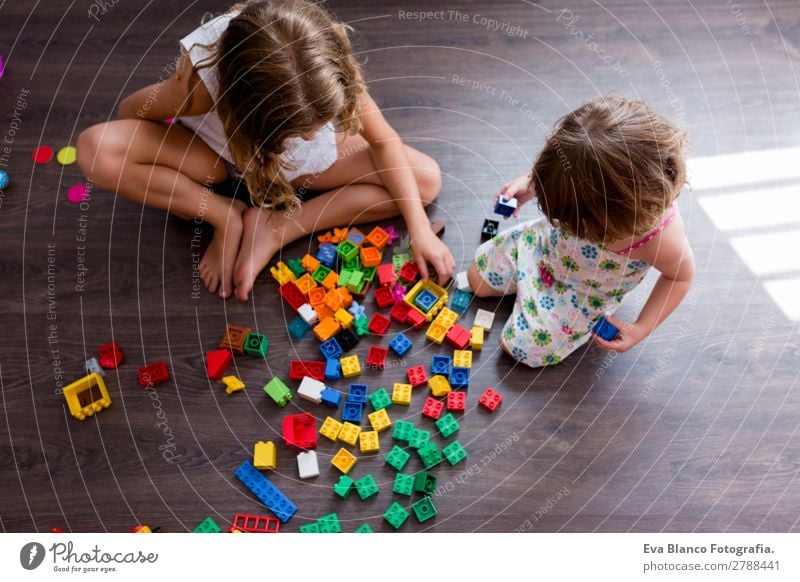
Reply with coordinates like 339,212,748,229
1,0,799,533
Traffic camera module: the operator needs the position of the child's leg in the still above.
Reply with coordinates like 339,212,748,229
77,120,245,298
467,263,505,297
233,134,441,301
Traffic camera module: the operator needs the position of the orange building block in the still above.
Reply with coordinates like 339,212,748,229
295,273,317,295
308,287,326,306
360,246,382,268
301,254,320,273
321,271,339,291
313,317,341,342
366,226,390,250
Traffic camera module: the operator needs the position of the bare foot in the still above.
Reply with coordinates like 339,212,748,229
198,200,247,299
233,206,286,301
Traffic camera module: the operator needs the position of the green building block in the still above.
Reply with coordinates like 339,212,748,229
286,257,307,278
393,473,414,496
409,428,431,449
334,475,354,499
442,441,468,466
362,266,376,282
312,265,332,284
243,332,269,358
385,445,410,471
414,471,437,495
417,442,443,469
346,271,364,294
393,420,415,442
355,523,374,533
342,256,361,271
434,412,460,438
338,269,353,288
318,513,342,533
383,502,410,529
337,240,359,261
263,377,292,407
355,474,379,500
412,496,437,523
393,253,410,272
299,522,321,533
369,388,393,411
354,315,370,336
193,517,221,533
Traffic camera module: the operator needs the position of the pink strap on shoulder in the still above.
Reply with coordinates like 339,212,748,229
614,207,678,255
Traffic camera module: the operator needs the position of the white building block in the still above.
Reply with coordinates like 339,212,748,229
298,376,325,403
298,303,319,326
297,450,320,479
455,271,472,292
473,309,495,331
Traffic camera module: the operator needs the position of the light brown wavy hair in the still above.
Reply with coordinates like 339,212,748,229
205,0,363,209
531,97,688,244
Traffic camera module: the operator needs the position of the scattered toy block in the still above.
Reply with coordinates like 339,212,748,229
347,300,366,319
320,416,343,441
366,346,388,369
355,474,379,500
85,357,104,377
593,316,620,341
338,422,361,446
392,382,413,405
345,270,364,294
244,332,269,358
297,450,320,479
347,228,366,246
369,387,392,410
409,428,431,450
263,377,292,407
478,387,502,412
428,375,452,398
253,441,277,470
431,355,452,376
384,502,409,529
316,243,337,269
313,317,341,342
347,383,368,403
449,366,470,389
453,349,473,368
320,386,342,408
336,240,359,261
335,327,359,351
321,271,339,290
223,375,245,394
62,373,112,421
341,400,363,423
414,289,438,313
334,475,354,498
139,361,170,386
426,321,448,344
494,196,518,217
298,522,320,533
301,254,320,273
288,316,311,339
98,341,123,369
234,460,297,523
360,246,382,268
311,265,332,285
412,496,437,523
282,413,317,450
481,218,499,241
406,308,427,330
193,517,221,533
331,447,358,475
377,263,396,287
368,312,390,335
473,308,495,331
355,523,374,533
340,355,361,378
270,261,296,285
435,412,460,438
368,408,392,432
406,365,428,387
289,360,326,381
325,287,353,311
231,514,280,533
366,226,389,249
385,445,410,471
471,326,484,350
279,281,306,311
451,289,473,313
392,419,415,442
317,513,342,533
455,270,472,291
286,257,307,277
447,391,466,412
205,350,232,382
390,282,407,303
393,473,415,496
388,332,412,357
434,307,458,329
319,338,343,360
359,430,380,453
422,396,445,420
389,301,411,324
414,471,437,495
405,279,448,321
308,286,327,306
445,323,471,349
298,376,325,403
324,358,342,381
298,303,318,326
398,261,420,284
442,440,468,466
353,316,370,337
374,286,395,309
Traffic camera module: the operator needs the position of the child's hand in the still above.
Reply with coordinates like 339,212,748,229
493,173,535,218
592,314,649,353
411,227,456,286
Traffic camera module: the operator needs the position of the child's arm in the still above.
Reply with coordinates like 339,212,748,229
594,214,695,352
117,54,213,120
357,92,455,284
494,172,535,219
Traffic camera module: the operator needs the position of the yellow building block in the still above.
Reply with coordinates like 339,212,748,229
434,307,458,329
392,382,412,405
428,375,452,397
222,375,245,394
63,373,112,421
301,254,320,273
471,326,484,351
426,321,448,344
295,273,317,295
269,261,296,285
338,422,361,446
253,441,276,470
359,430,380,453
321,271,339,290
453,350,473,368
331,447,357,474
368,408,392,432
313,317,340,342
335,308,354,329
320,416,343,441
340,355,361,378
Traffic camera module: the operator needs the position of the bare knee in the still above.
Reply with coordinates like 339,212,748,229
415,153,441,207
468,262,503,298
77,123,125,190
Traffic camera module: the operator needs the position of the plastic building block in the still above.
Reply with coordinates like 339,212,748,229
434,307,458,329
320,387,342,408
219,324,252,354
474,308,495,331
297,450,320,479
335,327,359,351
297,377,325,403
326,287,354,311
369,388,393,410
384,502,409,529
319,338,343,359
446,324,471,350
317,513,342,534
412,496,437,523
341,400,363,423
392,254,408,272
453,349,473,368
406,365,428,387
374,286,395,309
593,316,620,341
308,286,327,306
355,523,374,533
398,261,420,284
471,326,484,350
204,349,232,382
414,471,437,495
139,361,170,387
270,261,296,285
406,308,427,330
366,226,389,249
286,257,307,277
360,246,382,268
282,413,317,451
428,375,452,398
494,196,518,216
223,375,245,394
242,332,268,358
335,308,355,330
359,430,380,453
97,341,123,369
311,264,332,284
405,279,448,321
321,271,339,290
414,289,438,313
366,346,388,369
368,408,392,432
481,218,499,241
263,377,292,407
193,517,221,533
62,373,112,421
317,243,337,268
340,355,362,379
449,366,470,389
422,396,445,420
279,281,306,311
288,316,311,339
447,391,466,412
388,332,412,357
289,360,326,382
313,318,341,342
355,474,379,500
451,289,473,314
390,282,407,303
479,387,502,412
442,440,468,465
393,472,415,496
324,359,342,382
389,301,411,324
409,428,431,449
302,254,321,273
377,263,396,287
435,412,460,438
383,225,400,243
385,445,410,471
85,357,105,377
343,228,363,246
392,383,412,406
231,514,280,533
298,522,320,533
253,441,277,469
353,315,370,337
455,270,472,291
331,448,358,476
347,300,367,320
431,355,452,376
320,416,343,442
334,475,354,498
347,383,368,404
336,240,359,261
338,422,361,446
298,303,319,326
425,321,448,344
234,460,297,522
368,312,390,335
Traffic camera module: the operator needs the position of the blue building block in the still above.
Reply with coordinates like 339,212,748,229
319,338,343,359
494,196,518,217
348,384,368,404
414,289,438,313
342,400,363,423
388,332,412,357
321,387,342,408
324,358,341,381
449,366,470,388
288,316,311,340
317,243,338,269
431,355,452,376
347,229,366,246
347,300,366,320
593,316,619,341
234,460,297,523
451,289,473,314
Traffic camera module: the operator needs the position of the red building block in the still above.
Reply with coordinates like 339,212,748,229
389,301,411,324
279,281,306,311
405,308,427,330
478,387,503,412
398,261,420,284
98,341,123,369
366,346,388,369
138,361,170,386
445,323,471,349
407,365,428,387
289,360,326,382
447,391,466,412
205,349,232,381
377,263,396,287
282,413,318,450
374,286,395,309
422,396,444,420
230,514,280,533
368,312,391,335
